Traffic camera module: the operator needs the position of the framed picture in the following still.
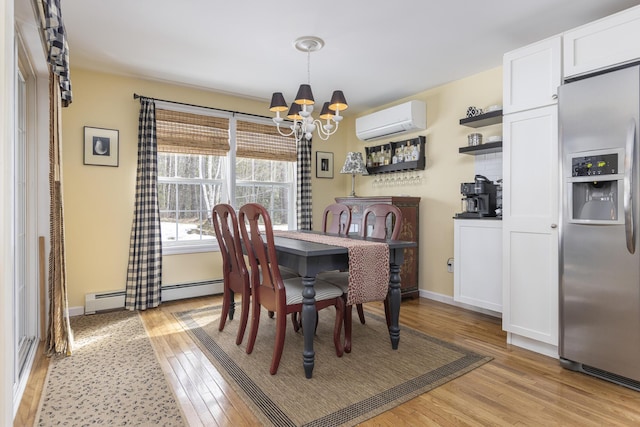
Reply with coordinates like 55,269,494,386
315,151,334,179
84,126,119,167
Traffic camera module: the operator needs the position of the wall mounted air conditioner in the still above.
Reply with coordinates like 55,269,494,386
355,100,427,142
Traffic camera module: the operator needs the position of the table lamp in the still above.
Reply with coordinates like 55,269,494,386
340,152,368,197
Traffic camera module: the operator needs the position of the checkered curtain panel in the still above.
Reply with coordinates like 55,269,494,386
125,99,163,310
297,138,313,230
42,0,72,106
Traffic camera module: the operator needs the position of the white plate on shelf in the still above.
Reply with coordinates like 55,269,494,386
487,135,502,143
485,105,502,112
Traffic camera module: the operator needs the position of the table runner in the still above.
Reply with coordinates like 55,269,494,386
273,231,390,305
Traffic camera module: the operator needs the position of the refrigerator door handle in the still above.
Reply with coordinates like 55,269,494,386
624,119,637,254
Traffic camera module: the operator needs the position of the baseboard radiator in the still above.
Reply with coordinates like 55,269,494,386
84,279,224,314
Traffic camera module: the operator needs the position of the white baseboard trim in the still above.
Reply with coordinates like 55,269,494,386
507,332,559,359
418,289,502,318
68,306,85,317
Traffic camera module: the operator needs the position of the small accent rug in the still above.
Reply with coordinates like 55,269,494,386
176,305,492,427
35,310,185,426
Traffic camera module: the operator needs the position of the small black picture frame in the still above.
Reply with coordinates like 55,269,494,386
84,126,119,167
316,151,333,179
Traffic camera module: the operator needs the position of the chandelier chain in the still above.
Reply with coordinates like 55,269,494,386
307,47,311,85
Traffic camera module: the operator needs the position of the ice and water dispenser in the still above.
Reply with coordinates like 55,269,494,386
567,149,623,224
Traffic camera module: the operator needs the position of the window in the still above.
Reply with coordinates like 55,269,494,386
155,104,296,254
158,154,226,246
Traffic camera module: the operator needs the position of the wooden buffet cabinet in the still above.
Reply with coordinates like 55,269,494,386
335,196,421,299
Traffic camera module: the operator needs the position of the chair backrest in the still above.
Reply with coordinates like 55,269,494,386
322,203,352,235
212,204,249,291
361,203,403,240
238,203,286,308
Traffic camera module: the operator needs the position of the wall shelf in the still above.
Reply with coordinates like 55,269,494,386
366,160,423,174
459,109,503,128
459,141,503,155
365,136,425,174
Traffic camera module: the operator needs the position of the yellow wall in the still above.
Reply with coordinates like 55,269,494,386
61,66,501,309
342,66,503,297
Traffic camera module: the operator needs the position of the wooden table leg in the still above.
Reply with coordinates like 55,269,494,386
301,275,316,378
388,261,401,350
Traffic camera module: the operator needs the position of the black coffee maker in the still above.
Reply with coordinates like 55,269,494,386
456,175,498,218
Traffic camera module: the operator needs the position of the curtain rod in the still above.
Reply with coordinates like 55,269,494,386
132,93,273,120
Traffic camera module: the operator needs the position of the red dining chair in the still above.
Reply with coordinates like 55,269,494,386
322,203,352,235
238,203,344,375
320,203,403,352
212,203,251,345
292,203,352,332
357,203,403,322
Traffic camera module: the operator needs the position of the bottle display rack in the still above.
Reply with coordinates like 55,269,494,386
365,136,426,174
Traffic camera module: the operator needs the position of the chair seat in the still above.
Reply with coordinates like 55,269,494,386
279,266,300,280
284,277,343,305
317,271,349,293
255,267,299,282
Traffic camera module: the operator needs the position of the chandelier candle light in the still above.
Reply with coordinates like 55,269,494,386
341,152,368,197
269,36,348,142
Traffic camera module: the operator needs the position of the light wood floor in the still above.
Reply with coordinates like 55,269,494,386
16,296,640,426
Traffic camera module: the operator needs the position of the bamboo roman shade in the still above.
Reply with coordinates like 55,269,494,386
156,109,230,156
155,108,296,161
236,120,297,162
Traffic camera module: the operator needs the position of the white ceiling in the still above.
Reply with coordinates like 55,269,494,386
57,0,640,114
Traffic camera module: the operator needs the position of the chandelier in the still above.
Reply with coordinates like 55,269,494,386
269,36,348,142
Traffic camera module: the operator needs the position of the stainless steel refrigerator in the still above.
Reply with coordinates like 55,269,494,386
559,63,640,389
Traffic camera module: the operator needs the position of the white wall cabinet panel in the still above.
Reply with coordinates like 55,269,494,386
564,6,640,79
503,37,562,114
454,219,502,313
502,106,559,350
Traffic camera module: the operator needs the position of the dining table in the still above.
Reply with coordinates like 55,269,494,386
272,230,417,379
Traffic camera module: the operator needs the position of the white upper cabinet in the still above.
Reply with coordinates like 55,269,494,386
503,36,562,114
564,5,640,79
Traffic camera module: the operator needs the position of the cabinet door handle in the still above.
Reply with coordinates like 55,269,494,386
551,223,558,229
552,94,558,100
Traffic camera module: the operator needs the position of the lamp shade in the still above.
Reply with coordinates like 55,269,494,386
286,102,303,120
340,152,368,175
269,92,288,112
319,102,333,120
328,90,348,112
294,84,315,105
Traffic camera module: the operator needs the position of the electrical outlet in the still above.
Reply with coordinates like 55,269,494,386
447,258,454,273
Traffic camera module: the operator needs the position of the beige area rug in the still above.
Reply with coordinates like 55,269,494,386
35,310,185,427
176,305,492,427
